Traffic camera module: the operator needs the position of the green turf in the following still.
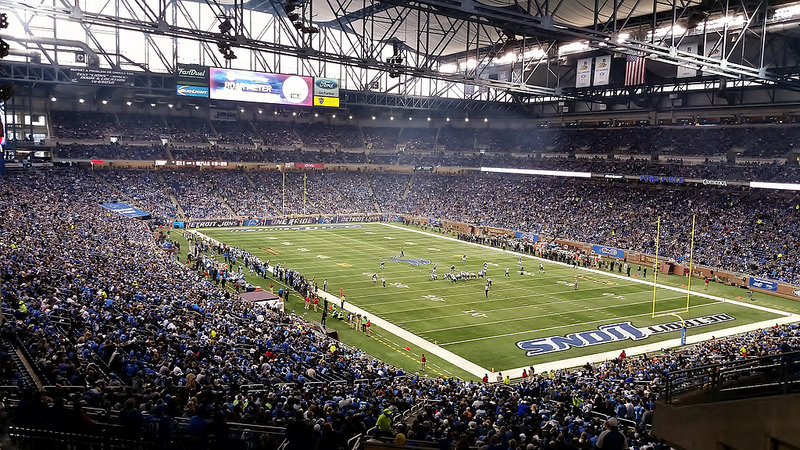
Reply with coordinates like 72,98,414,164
194,223,798,377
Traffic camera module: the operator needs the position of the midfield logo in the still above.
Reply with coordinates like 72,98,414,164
387,257,431,266
515,313,735,356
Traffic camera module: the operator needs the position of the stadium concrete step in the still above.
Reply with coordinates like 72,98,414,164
157,171,187,218
243,171,281,213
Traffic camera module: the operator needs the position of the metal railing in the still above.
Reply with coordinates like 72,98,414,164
664,350,800,404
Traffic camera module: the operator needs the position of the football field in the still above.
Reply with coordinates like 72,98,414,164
197,222,797,379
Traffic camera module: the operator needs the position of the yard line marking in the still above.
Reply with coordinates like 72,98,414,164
395,293,693,325
379,223,794,318
423,294,687,333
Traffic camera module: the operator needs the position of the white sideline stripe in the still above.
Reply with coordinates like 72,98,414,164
500,315,800,379
379,223,793,318
311,284,490,378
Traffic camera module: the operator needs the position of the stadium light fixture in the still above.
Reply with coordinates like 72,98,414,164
349,115,353,120
258,109,263,114
50,97,56,102
446,117,450,122
168,104,174,108
408,117,412,121
240,108,245,113
101,99,108,105
78,98,85,103
314,112,318,117
371,116,376,120
150,103,156,107
292,111,297,116
390,116,394,120
775,3,800,20
558,41,589,55
126,101,132,106
464,117,469,122
484,118,488,122
481,167,592,178
195,105,200,110
427,117,431,121
750,181,800,191
274,110,279,115
331,114,336,118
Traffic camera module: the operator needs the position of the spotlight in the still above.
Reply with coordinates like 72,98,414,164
51,97,57,102
427,117,431,121
101,99,108,105
218,19,233,34
195,105,200,110
126,101,132,106
78,98,85,103
446,117,450,122
292,111,297,116
371,116,376,120
464,117,469,122
258,109,263,114
332,114,336,118
150,103,156,107
0,39,8,59
484,118,488,122
168,104,174,108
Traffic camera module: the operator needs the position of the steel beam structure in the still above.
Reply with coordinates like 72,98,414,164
0,0,798,106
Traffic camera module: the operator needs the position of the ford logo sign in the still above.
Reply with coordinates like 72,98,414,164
315,79,338,89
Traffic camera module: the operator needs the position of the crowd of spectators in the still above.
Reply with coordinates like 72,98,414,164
51,167,800,284
0,168,797,450
51,111,117,140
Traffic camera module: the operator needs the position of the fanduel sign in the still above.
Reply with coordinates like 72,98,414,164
516,313,734,356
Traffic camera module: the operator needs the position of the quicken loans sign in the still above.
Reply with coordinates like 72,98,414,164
516,313,734,356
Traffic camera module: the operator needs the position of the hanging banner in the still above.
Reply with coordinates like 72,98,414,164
677,44,698,78
576,58,592,88
593,55,610,86
703,39,723,76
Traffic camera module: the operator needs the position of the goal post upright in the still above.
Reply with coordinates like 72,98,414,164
685,214,696,313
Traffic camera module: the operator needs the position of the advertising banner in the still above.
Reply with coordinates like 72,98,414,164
176,64,208,85
514,231,539,242
209,68,313,106
313,78,340,97
592,244,625,259
749,277,779,292
176,85,210,97
101,202,151,219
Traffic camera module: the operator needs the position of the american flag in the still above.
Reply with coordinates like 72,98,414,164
624,53,646,86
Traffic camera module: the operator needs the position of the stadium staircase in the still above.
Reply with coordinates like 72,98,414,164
156,171,187,219
243,171,281,214
401,173,415,200
365,180,381,213
653,350,800,449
